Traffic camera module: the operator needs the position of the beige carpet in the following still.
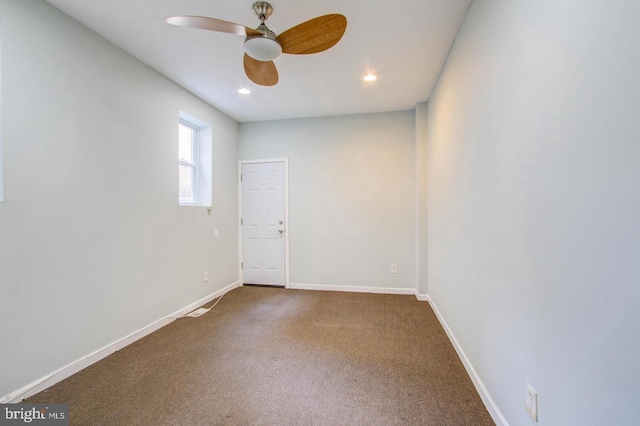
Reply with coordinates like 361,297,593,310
28,286,494,425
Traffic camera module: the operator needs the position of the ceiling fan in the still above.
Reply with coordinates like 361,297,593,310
165,2,347,87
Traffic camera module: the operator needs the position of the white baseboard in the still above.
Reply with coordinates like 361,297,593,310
1,281,241,404
289,282,418,296
415,292,429,301
426,295,509,426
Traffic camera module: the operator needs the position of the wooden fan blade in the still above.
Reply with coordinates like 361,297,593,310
243,54,279,86
279,14,347,55
164,16,263,36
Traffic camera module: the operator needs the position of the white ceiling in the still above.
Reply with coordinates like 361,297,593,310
45,0,471,123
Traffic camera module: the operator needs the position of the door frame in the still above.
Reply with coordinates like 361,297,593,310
238,158,290,288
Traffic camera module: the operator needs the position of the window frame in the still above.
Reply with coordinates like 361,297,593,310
178,119,200,205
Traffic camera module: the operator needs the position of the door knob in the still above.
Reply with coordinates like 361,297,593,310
278,229,284,234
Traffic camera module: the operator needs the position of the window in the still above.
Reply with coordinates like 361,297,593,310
178,120,199,204
177,111,212,207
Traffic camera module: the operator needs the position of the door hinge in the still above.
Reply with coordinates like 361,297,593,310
241,218,243,225
241,262,243,270
240,173,243,181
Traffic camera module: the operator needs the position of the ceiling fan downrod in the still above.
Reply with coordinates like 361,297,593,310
252,2,273,25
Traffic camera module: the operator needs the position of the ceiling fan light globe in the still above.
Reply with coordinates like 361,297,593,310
244,37,282,61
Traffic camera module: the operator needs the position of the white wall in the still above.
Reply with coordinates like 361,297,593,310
0,0,239,398
425,0,640,425
239,112,416,291
0,21,4,202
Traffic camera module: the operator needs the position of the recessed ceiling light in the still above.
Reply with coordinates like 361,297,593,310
238,88,251,95
364,73,377,82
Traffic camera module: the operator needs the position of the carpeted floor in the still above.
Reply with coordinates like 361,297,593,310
27,286,494,425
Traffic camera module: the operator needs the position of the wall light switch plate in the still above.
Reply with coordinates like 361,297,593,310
526,383,538,422
203,271,208,282
391,264,398,274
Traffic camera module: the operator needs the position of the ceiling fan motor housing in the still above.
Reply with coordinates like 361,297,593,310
245,2,282,61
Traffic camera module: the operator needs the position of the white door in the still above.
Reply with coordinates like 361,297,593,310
241,161,286,286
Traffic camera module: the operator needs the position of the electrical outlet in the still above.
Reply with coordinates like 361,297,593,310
391,264,398,274
526,383,538,422
203,271,208,282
